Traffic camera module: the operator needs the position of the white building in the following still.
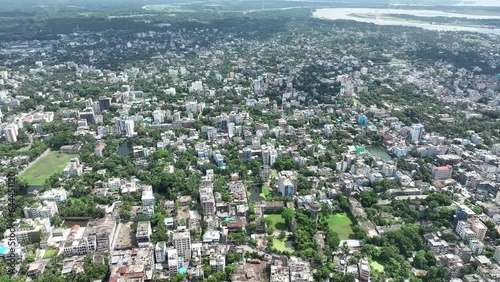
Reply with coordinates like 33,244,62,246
191,81,203,92
278,171,297,197
40,188,68,203
63,158,83,178
155,241,167,263
4,124,18,143
141,189,155,206
172,227,191,261
125,119,135,137
409,123,424,142
24,201,58,219
186,101,198,113
153,110,165,124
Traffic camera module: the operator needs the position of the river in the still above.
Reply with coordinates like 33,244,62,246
313,8,500,35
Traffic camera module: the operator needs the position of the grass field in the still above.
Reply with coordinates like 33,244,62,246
326,213,353,240
20,152,77,186
370,259,385,272
265,214,287,231
272,238,294,253
43,248,58,258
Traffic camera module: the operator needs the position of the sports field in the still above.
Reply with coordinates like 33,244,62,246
326,213,353,240
20,152,77,186
265,214,287,231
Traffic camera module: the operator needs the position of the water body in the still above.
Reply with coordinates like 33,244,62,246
247,185,265,202
118,141,132,156
366,146,392,161
313,8,500,35
18,185,44,197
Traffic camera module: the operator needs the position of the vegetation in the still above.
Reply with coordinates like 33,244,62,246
325,213,354,240
19,152,77,186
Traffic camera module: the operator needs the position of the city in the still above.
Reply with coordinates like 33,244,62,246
0,0,499,282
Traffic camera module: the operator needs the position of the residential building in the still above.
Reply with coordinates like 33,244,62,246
136,221,152,247
171,227,191,261
155,241,167,263
432,165,452,180
4,124,18,143
278,171,297,197
125,119,135,137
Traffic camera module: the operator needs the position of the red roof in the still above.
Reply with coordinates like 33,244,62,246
434,166,451,171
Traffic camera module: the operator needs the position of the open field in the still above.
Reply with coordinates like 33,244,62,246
326,213,353,240
370,259,385,272
265,214,287,231
272,238,294,253
19,152,77,186
43,248,58,258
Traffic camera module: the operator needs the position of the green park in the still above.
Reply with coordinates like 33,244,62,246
20,151,77,186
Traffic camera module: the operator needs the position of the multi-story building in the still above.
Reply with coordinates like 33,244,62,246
493,246,500,263
270,265,290,282
424,233,449,255
199,182,215,216
4,124,18,143
455,205,476,224
40,188,68,203
4,218,51,244
136,221,152,247
210,254,225,272
468,217,488,241
63,217,116,256
167,248,180,275
409,123,424,142
278,171,297,197
24,201,58,219
98,96,111,111
432,165,453,180
63,158,83,178
358,259,371,282
79,107,95,124
125,119,135,137
155,241,167,263
141,188,155,206
171,226,191,261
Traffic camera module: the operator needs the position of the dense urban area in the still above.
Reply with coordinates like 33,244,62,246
0,0,500,281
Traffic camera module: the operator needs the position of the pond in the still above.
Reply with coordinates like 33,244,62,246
118,140,132,156
247,185,265,202
18,185,44,197
367,146,392,161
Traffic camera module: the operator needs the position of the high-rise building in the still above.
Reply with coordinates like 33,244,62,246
409,123,424,142
455,205,476,224
358,259,371,282
98,96,112,111
171,227,191,261
4,124,18,143
155,241,167,263
153,109,165,124
125,120,135,137
85,98,93,108
278,171,297,197
79,108,96,124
